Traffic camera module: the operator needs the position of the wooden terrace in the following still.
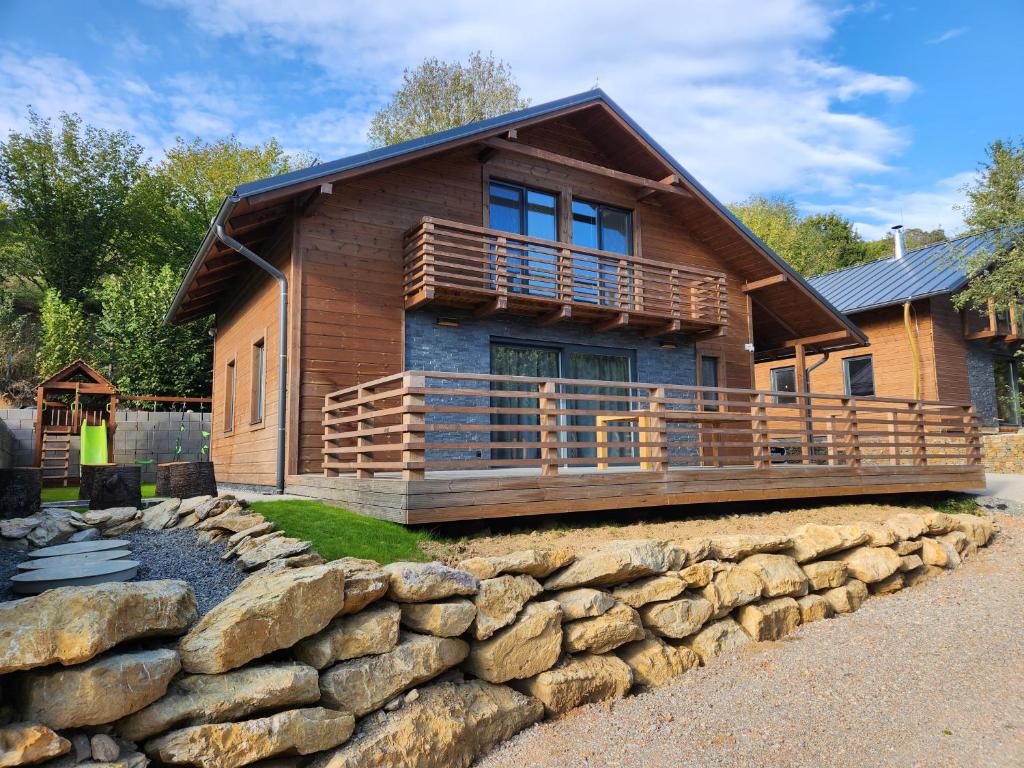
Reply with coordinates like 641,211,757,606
282,371,986,523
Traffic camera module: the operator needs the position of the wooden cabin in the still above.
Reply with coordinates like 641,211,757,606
755,229,1022,432
167,90,984,522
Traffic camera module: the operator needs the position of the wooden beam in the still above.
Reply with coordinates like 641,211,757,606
473,296,507,319
506,128,518,141
478,138,692,199
636,187,659,203
660,174,681,185
783,330,852,348
478,146,500,164
743,274,788,293
593,312,629,333
300,183,333,218
644,319,681,337
537,305,571,326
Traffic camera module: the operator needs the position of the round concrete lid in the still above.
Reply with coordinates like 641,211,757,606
10,560,140,594
28,539,131,558
17,550,132,570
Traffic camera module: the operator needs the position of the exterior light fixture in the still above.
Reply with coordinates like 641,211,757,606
435,317,460,328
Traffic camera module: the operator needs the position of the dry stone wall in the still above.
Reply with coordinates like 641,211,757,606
0,504,998,768
983,432,1024,474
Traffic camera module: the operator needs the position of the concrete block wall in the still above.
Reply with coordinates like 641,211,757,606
965,343,999,428
0,408,212,482
0,415,13,469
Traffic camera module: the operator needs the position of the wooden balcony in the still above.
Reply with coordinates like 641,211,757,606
298,371,987,523
403,217,728,335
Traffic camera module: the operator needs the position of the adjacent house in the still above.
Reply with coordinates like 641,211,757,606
755,228,1022,430
167,90,984,521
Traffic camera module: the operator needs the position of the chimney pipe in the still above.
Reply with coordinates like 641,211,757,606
892,224,906,259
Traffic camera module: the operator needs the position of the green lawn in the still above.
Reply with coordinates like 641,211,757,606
41,483,157,503
250,500,434,564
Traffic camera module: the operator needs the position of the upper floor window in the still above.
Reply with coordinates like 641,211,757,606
572,200,633,255
844,355,875,397
488,181,558,241
771,366,797,404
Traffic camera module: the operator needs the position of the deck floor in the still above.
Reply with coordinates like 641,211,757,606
285,462,987,524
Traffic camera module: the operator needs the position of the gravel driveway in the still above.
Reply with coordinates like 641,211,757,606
478,514,1024,768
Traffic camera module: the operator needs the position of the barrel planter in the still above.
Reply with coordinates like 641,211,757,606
89,465,142,510
0,467,42,519
156,461,217,499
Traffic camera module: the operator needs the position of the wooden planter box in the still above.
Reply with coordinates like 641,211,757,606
0,467,42,519
89,465,142,510
156,462,217,500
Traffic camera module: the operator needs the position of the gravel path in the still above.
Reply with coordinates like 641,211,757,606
478,514,1024,768
0,527,245,615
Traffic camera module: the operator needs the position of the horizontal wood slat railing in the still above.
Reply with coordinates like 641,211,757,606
403,217,729,329
323,371,983,480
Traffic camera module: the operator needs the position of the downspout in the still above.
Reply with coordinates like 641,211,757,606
214,224,288,494
904,302,922,401
805,350,830,388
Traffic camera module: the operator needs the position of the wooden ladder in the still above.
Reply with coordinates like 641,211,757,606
41,427,73,487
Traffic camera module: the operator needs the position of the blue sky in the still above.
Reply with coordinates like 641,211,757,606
1,1,1020,239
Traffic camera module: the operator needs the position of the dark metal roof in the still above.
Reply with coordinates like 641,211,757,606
809,229,1008,314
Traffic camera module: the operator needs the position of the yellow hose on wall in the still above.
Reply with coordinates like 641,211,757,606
904,302,922,400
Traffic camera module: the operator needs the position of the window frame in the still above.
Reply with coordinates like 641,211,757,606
224,358,236,433
697,353,721,412
250,338,266,425
843,354,876,398
487,179,561,241
770,365,797,405
570,196,635,255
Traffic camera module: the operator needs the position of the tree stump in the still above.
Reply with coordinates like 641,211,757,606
156,461,217,499
79,464,116,500
0,467,42,519
89,466,142,510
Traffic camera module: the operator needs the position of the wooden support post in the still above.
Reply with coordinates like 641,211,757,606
794,344,811,464
912,401,927,466
495,236,508,298
538,381,559,476
826,414,838,466
33,386,44,468
355,385,375,479
888,410,901,465
646,387,669,472
844,397,862,467
402,373,425,480
752,393,770,469
965,404,982,465
558,247,573,304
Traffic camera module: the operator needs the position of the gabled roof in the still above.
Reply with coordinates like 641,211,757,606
165,89,865,353
809,229,1010,315
39,358,117,393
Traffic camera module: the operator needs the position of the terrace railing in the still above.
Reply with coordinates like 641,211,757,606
322,371,983,480
403,218,729,332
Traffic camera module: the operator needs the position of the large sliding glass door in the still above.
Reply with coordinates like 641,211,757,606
566,351,633,460
994,357,1022,426
490,344,560,461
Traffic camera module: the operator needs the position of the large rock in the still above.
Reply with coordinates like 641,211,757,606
384,562,479,603
147,707,354,768
117,662,319,742
19,648,180,729
237,537,312,571
822,579,868,614
400,600,476,638
899,554,924,572
796,593,832,624
857,521,897,546
786,524,867,562
327,558,389,615
0,580,195,674
563,602,644,654
463,601,562,684
178,563,346,674
677,561,716,588
0,723,70,766
938,530,970,555
638,596,714,639
951,514,995,547
885,513,927,541
684,618,751,663
920,538,961,569
458,548,575,580
801,560,847,590
307,680,542,768
472,575,542,640
293,601,401,669
141,498,180,530
702,565,763,617
894,539,924,556
549,588,615,621
515,654,632,717
903,565,945,587
542,540,670,590
922,511,958,535
709,534,792,561
319,632,468,717
611,575,685,608
669,537,712,567
735,598,801,641
737,554,808,597
870,572,904,595
616,635,699,688
837,546,901,583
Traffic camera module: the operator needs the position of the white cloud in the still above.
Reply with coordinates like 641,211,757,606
928,27,968,45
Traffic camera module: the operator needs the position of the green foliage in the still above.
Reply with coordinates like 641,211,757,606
36,289,94,379
864,227,947,259
41,483,156,503
368,52,530,148
251,500,435,564
730,196,872,276
953,137,1024,314
0,111,148,302
97,264,212,397
0,288,37,403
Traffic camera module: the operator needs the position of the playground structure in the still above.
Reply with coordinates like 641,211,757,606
33,359,212,487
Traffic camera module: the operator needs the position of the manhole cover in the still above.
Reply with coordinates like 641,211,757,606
10,560,140,594
29,540,131,558
18,550,132,570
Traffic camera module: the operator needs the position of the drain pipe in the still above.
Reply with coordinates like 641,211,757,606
214,225,288,494
805,350,830,389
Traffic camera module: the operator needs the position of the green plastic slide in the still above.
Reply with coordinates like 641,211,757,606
80,420,109,465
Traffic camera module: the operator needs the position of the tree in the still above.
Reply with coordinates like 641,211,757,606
36,289,94,378
367,52,530,147
0,111,148,302
953,137,1024,313
0,288,38,405
864,227,946,259
97,264,212,398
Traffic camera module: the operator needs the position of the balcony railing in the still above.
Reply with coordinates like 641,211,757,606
322,371,982,480
403,217,728,333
